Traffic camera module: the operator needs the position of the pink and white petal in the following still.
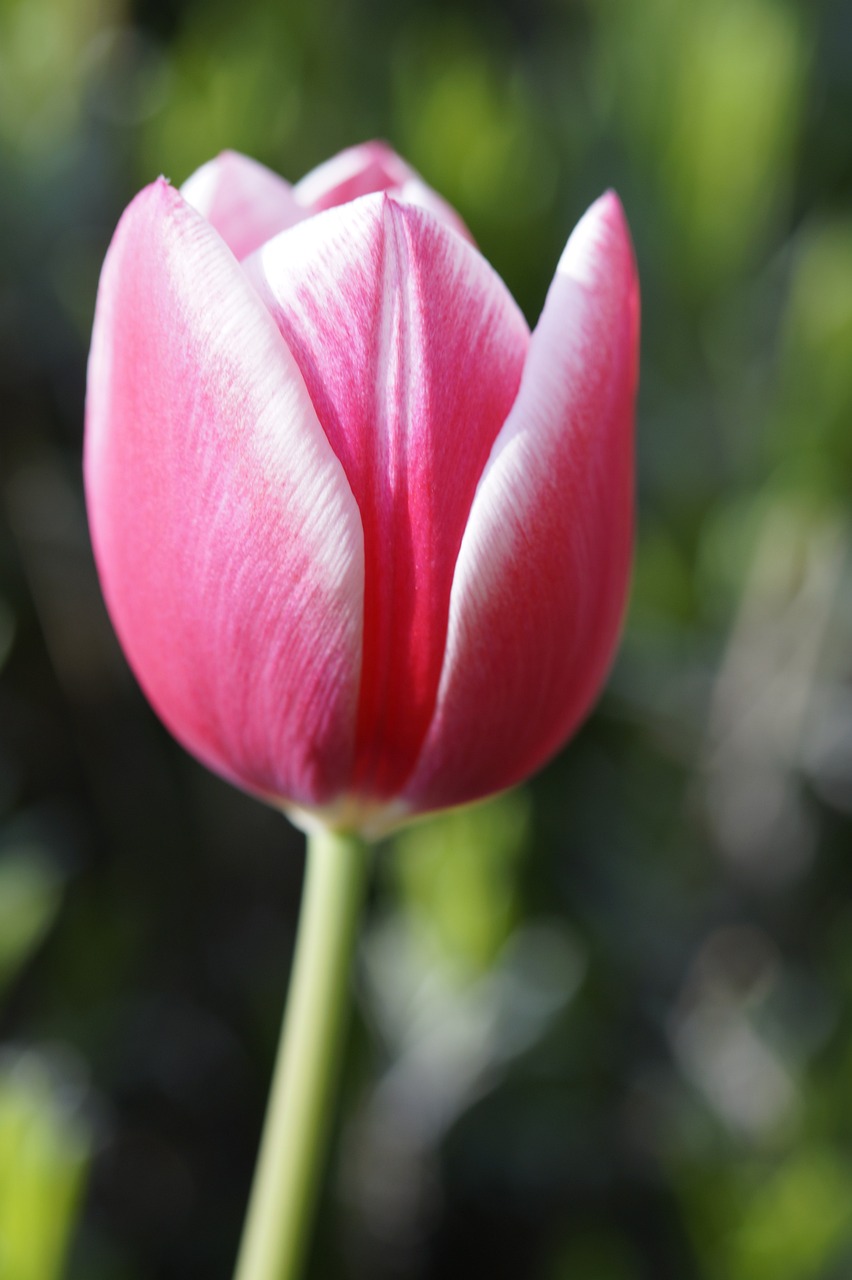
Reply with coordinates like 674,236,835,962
292,141,412,210
181,151,306,260
248,194,529,799
396,177,475,244
85,179,364,808
403,192,640,812
293,141,473,241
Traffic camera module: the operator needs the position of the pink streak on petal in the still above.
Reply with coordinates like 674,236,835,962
404,192,640,811
294,141,473,242
181,151,307,259
85,179,364,807
249,194,529,798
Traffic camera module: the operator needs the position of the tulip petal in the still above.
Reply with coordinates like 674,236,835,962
248,194,529,798
293,141,473,242
181,151,307,260
403,192,640,811
85,179,365,807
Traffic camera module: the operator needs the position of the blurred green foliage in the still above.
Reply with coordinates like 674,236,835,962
599,0,808,289
0,1051,90,1280
0,847,64,989
1,0,852,1276
0,822,89,1280
392,790,531,973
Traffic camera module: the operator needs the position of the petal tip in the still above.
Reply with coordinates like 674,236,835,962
108,177,180,251
352,138,400,165
558,189,637,292
149,174,183,212
597,187,627,221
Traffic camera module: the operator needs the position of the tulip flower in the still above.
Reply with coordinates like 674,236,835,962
84,142,639,1280
85,142,639,839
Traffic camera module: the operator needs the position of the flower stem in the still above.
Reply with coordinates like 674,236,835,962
234,826,370,1280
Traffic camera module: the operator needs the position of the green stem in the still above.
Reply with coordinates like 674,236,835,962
234,826,370,1280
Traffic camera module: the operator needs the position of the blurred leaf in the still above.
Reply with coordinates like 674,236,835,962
0,0,119,155
728,1151,852,1280
139,10,301,184
596,0,808,287
390,791,532,974
0,849,64,991
393,20,557,228
632,524,696,628
0,1051,90,1280
774,219,852,485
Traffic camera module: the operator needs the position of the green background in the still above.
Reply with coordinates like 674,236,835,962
1,0,852,1275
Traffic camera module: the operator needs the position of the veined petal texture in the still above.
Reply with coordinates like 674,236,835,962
85,180,365,807
404,192,640,811
248,194,529,798
86,145,639,832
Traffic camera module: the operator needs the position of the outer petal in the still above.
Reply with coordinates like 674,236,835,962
247,194,529,799
403,192,639,812
85,179,364,807
181,151,307,260
293,141,474,242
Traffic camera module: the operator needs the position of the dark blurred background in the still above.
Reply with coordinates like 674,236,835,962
2,0,852,1276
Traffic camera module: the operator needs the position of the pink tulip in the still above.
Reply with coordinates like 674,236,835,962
85,142,639,836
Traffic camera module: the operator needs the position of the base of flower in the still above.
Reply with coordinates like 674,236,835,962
283,792,412,841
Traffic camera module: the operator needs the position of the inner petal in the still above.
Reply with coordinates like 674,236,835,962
292,141,417,212
292,142,474,243
248,194,529,798
181,151,306,260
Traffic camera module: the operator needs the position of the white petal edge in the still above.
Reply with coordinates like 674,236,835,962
401,192,639,810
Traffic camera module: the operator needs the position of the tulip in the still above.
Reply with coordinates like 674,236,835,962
85,144,639,1280
85,141,640,839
